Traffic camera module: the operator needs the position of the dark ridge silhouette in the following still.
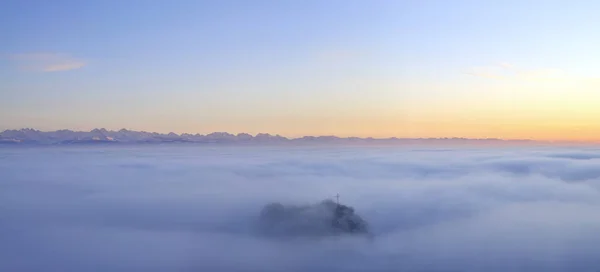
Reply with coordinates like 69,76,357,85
0,128,537,145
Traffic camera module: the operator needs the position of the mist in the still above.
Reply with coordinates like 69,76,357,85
2,145,600,271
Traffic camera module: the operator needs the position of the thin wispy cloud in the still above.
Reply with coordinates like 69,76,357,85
466,62,569,82
465,65,510,80
519,68,567,81
8,53,86,72
499,62,513,69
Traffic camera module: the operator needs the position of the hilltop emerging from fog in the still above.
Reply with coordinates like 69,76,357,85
0,128,536,145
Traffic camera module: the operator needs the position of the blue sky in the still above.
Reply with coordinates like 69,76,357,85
1,0,599,140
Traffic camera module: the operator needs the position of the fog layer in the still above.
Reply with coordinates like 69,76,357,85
2,145,600,271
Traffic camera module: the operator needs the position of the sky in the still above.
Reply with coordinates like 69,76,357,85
1,0,599,141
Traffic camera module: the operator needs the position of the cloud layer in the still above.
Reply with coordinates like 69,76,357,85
8,53,85,72
2,145,600,271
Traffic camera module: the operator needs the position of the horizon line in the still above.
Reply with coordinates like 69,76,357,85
0,127,572,143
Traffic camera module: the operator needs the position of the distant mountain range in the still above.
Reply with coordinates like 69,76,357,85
0,128,538,145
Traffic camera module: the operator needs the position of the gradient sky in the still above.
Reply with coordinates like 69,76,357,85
1,0,599,141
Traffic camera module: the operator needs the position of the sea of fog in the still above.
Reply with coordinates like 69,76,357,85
2,145,600,271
